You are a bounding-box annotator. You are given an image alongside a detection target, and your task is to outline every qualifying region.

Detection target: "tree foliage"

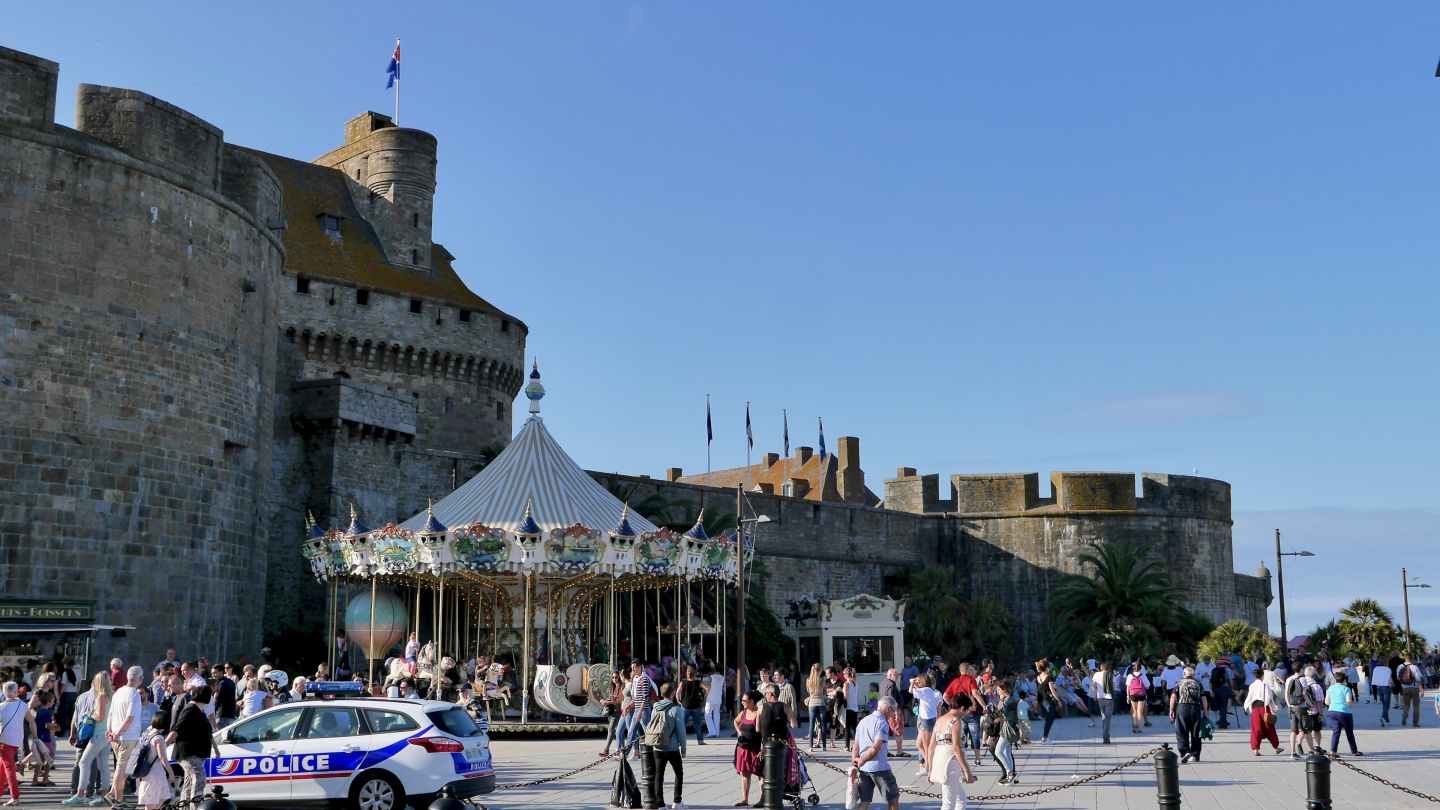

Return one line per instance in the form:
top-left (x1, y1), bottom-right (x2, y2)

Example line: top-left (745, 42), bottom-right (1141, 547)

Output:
top-left (892, 565), bottom-right (1017, 668)
top-left (1337, 598), bottom-right (1402, 655)
top-left (1198, 620), bottom-right (1280, 662)
top-left (1046, 540), bottom-right (1215, 664)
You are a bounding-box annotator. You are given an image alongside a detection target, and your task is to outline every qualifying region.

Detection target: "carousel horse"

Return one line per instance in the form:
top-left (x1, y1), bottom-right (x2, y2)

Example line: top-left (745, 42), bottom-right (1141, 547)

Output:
top-left (478, 665), bottom-right (514, 720)
top-left (532, 661), bottom-right (614, 719)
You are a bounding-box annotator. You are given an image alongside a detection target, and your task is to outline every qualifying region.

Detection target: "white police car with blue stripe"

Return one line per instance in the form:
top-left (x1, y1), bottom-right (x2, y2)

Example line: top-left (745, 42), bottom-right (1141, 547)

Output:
top-left (205, 683), bottom-right (493, 810)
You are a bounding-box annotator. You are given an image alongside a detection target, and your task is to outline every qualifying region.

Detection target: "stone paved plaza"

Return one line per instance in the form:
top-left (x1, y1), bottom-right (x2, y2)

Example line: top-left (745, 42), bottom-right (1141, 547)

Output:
top-left (13, 699), bottom-right (1436, 810)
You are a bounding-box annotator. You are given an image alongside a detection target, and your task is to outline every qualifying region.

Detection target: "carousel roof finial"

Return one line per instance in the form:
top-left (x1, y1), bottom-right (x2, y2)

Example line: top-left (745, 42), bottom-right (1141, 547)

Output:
top-left (420, 498), bottom-right (448, 535)
top-left (514, 497), bottom-right (542, 537)
top-left (344, 503), bottom-right (370, 538)
top-left (610, 503), bottom-right (637, 540)
top-left (525, 359), bottom-right (545, 415)
top-left (305, 510), bottom-right (324, 541)
top-left (682, 508), bottom-right (710, 543)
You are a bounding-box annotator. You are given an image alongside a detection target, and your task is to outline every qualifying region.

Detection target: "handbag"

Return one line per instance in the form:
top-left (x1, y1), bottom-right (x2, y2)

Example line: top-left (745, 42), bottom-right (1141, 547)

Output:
top-left (1264, 707), bottom-right (1277, 726)
top-left (77, 714), bottom-right (95, 742)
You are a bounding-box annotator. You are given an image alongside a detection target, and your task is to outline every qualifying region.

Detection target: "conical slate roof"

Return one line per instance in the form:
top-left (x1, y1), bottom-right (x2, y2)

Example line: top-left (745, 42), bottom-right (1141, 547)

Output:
top-left (399, 415), bottom-right (660, 536)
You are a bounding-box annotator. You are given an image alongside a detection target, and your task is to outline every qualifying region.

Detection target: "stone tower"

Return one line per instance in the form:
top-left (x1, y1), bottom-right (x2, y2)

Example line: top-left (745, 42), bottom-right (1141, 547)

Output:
top-left (0, 47), bottom-right (285, 662)
top-left (0, 44), bottom-right (526, 666)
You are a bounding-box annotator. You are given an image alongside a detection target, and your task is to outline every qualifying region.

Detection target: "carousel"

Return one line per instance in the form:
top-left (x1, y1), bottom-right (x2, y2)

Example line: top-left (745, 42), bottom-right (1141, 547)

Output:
top-left (301, 363), bottom-right (749, 731)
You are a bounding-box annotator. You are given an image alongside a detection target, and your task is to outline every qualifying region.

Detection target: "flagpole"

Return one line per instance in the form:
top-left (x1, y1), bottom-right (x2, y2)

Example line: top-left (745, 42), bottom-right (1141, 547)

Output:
top-left (745, 402), bottom-right (752, 493)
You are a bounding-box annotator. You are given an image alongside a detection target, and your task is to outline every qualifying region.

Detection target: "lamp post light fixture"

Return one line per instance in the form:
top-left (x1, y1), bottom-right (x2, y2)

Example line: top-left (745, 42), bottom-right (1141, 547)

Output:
top-left (1275, 529), bottom-right (1315, 654)
top-left (1402, 568), bottom-right (1430, 661)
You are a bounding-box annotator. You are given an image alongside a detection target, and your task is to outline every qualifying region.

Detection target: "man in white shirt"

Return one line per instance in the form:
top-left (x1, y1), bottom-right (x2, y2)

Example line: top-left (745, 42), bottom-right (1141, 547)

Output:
top-left (155, 649), bottom-right (179, 673)
top-left (106, 666), bottom-right (144, 806)
top-left (1195, 656), bottom-right (1215, 689)
top-left (1160, 656), bottom-right (1185, 692)
top-left (1371, 661), bottom-right (1394, 726)
top-left (1243, 658), bottom-right (1260, 686)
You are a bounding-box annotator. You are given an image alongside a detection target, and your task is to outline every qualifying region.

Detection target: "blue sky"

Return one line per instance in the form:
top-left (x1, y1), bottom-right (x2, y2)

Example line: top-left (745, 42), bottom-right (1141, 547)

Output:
top-left (10, 3), bottom-right (1437, 641)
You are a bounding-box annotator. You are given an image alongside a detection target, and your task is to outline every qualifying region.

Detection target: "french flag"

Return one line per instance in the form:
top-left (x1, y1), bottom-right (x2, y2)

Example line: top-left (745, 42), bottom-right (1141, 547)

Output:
top-left (385, 40), bottom-right (400, 88)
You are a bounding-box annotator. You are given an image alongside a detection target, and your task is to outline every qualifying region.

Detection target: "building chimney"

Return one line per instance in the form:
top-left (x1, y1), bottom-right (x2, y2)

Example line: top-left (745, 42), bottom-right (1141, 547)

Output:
top-left (836, 436), bottom-right (864, 504)
top-left (795, 446), bottom-right (813, 465)
top-left (762, 452), bottom-right (779, 469)
top-left (666, 467), bottom-right (683, 482)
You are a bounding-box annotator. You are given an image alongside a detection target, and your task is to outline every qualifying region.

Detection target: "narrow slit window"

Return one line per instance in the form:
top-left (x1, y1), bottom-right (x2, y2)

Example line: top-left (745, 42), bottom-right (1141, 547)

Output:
top-left (296, 277), bottom-right (310, 294)
top-left (458, 310), bottom-right (470, 323)
top-left (410, 299), bottom-right (422, 314)
top-left (356, 289), bottom-right (369, 306)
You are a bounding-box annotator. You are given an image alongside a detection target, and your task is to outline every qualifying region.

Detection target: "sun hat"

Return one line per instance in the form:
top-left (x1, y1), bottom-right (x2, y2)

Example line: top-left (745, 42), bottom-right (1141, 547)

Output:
top-left (1165, 655), bottom-right (1182, 667)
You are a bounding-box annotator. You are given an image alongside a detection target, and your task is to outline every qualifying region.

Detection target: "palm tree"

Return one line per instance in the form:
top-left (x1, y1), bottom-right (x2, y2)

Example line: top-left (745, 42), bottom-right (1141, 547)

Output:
top-left (1337, 598), bottom-right (1401, 655)
top-left (467, 442), bottom-right (509, 476)
top-left (1047, 540), bottom-right (1212, 662)
top-left (1199, 620), bottom-right (1279, 662)
top-left (1305, 619), bottom-right (1347, 656)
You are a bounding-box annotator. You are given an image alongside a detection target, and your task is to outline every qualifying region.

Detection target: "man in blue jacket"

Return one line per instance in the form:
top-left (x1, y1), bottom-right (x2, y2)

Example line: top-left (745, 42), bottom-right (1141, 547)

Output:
top-left (647, 682), bottom-right (688, 810)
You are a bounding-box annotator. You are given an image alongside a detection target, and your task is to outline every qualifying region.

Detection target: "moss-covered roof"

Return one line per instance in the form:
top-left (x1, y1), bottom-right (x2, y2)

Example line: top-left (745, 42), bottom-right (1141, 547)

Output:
top-left (235, 146), bottom-right (519, 323)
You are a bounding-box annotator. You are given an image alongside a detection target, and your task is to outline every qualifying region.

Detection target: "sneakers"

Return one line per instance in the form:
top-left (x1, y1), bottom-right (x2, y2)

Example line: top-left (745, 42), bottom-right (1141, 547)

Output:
top-left (62, 798), bottom-right (87, 806)
top-left (86, 799), bottom-right (109, 807)
top-left (672, 803), bottom-right (689, 809)
top-left (1180, 754), bottom-right (1193, 763)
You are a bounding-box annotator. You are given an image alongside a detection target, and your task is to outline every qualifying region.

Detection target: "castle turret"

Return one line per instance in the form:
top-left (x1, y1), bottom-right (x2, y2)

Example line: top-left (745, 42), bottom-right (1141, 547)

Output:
top-left (316, 111), bottom-right (437, 272)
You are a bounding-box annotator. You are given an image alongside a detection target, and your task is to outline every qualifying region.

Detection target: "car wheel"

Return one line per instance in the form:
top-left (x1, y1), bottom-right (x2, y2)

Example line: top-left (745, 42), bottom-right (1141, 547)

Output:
top-left (350, 771), bottom-right (404, 810)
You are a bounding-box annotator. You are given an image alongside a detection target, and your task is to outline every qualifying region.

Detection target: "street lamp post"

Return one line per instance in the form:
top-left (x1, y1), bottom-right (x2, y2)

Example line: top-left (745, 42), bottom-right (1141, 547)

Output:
top-left (734, 484), bottom-right (771, 706)
top-left (1402, 568), bottom-right (1431, 661)
top-left (1274, 529), bottom-right (1315, 654)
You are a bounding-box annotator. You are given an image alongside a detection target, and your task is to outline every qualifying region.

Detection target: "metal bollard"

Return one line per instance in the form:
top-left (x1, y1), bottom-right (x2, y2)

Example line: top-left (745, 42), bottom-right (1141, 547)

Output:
top-left (1155, 743), bottom-right (1181, 810)
top-left (198, 786), bottom-right (236, 810)
top-left (762, 739), bottom-right (788, 810)
top-left (1305, 752), bottom-right (1332, 810)
top-left (638, 743), bottom-right (660, 810)
top-left (428, 785), bottom-right (467, 810)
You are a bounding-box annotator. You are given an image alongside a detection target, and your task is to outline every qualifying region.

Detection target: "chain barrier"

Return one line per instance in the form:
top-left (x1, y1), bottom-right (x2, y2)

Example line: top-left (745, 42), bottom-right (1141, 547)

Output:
top-left (1328, 753), bottom-right (1440, 804)
top-left (488, 736), bottom-right (640, 791)
top-left (786, 739), bottom-right (1163, 801)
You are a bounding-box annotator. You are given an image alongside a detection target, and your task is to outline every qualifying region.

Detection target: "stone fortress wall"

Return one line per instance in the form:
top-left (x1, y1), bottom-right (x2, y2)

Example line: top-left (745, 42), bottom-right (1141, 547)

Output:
top-left (0, 47), bottom-right (286, 663)
top-left (0, 46), bottom-right (527, 663)
top-left (593, 461), bottom-right (1271, 661)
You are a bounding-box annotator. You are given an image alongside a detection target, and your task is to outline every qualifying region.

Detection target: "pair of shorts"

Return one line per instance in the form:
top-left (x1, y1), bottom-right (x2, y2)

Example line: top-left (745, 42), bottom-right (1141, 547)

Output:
top-left (1129, 695), bottom-right (1147, 704)
top-left (918, 716), bottom-right (937, 732)
top-left (857, 769), bottom-right (899, 805)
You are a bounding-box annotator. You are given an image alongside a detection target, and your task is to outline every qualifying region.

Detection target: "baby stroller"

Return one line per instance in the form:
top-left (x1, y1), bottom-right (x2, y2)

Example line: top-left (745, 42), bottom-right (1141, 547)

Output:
top-left (785, 753), bottom-right (820, 809)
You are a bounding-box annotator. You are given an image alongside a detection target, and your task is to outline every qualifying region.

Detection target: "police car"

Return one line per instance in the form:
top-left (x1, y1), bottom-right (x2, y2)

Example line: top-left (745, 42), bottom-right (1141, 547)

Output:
top-left (204, 682), bottom-right (494, 810)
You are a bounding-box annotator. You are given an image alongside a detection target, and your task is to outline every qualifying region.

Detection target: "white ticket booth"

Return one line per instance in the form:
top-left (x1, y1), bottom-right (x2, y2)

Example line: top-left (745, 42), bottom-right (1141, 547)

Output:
top-left (791, 593), bottom-right (906, 717)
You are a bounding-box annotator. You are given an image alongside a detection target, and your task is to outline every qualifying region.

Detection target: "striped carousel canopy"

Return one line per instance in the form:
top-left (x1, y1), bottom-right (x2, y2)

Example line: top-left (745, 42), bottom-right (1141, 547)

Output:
top-left (398, 412), bottom-right (660, 537)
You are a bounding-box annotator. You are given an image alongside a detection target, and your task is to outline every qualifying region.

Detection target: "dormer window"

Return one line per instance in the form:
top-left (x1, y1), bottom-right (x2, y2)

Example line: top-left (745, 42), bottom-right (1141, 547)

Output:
top-left (321, 215), bottom-right (340, 233)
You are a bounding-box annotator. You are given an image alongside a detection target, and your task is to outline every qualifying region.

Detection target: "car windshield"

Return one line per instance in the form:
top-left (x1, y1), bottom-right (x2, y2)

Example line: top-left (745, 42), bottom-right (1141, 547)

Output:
top-left (427, 707), bottom-right (482, 738)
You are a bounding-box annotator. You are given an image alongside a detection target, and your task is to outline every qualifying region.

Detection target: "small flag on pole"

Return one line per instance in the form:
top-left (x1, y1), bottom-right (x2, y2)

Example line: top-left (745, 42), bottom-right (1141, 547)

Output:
top-left (386, 40), bottom-right (400, 88)
top-left (783, 410), bottom-right (789, 457)
top-left (818, 417), bottom-right (827, 463)
top-left (706, 399), bottom-right (713, 444)
top-left (745, 404), bottom-right (753, 450)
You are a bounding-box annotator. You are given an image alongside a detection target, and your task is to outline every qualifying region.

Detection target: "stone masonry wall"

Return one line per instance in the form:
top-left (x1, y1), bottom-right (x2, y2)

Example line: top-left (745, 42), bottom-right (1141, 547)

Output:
top-left (0, 49), bottom-right (284, 666)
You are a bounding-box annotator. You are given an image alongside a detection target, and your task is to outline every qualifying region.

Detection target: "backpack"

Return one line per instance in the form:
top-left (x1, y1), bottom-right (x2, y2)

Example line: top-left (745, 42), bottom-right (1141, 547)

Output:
top-left (642, 704), bottom-right (673, 749)
top-left (1127, 674), bottom-right (1147, 698)
top-left (128, 736), bottom-right (156, 779)
top-left (1285, 677), bottom-right (1314, 710)
top-left (1399, 665), bottom-right (1416, 686)
top-left (1210, 667), bottom-right (1229, 690)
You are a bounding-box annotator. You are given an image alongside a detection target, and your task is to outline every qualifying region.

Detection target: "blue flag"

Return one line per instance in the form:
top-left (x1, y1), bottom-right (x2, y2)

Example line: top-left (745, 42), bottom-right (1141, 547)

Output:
top-left (818, 417), bottom-right (826, 463)
top-left (386, 40), bottom-right (400, 89)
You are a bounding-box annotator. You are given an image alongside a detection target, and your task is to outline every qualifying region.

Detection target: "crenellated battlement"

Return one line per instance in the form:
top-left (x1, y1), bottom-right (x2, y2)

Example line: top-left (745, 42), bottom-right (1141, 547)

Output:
top-left (75, 84), bottom-right (225, 191)
top-left (884, 469), bottom-right (1231, 521)
top-left (0, 46), bottom-right (58, 132)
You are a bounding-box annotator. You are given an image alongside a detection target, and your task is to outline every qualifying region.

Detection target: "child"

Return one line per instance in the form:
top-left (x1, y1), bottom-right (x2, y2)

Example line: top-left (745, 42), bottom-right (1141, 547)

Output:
top-left (133, 714), bottom-right (175, 810)
top-left (1016, 695), bottom-right (1034, 744)
top-left (866, 683), bottom-right (880, 714)
top-left (404, 632), bottom-right (419, 663)
top-left (28, 690), bottom-right (58, 786)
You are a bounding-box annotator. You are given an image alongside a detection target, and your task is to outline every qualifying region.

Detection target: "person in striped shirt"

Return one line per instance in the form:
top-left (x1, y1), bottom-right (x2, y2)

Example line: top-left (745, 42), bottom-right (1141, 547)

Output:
top-left (624, 659), bottom-right (657, 760)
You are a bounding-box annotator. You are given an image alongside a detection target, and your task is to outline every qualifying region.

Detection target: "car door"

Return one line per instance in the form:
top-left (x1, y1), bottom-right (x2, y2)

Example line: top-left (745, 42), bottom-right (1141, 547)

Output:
top-left (290, 705), bottom-right (368, 802)
top-left (209, 706), bottom-right (305, 802)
